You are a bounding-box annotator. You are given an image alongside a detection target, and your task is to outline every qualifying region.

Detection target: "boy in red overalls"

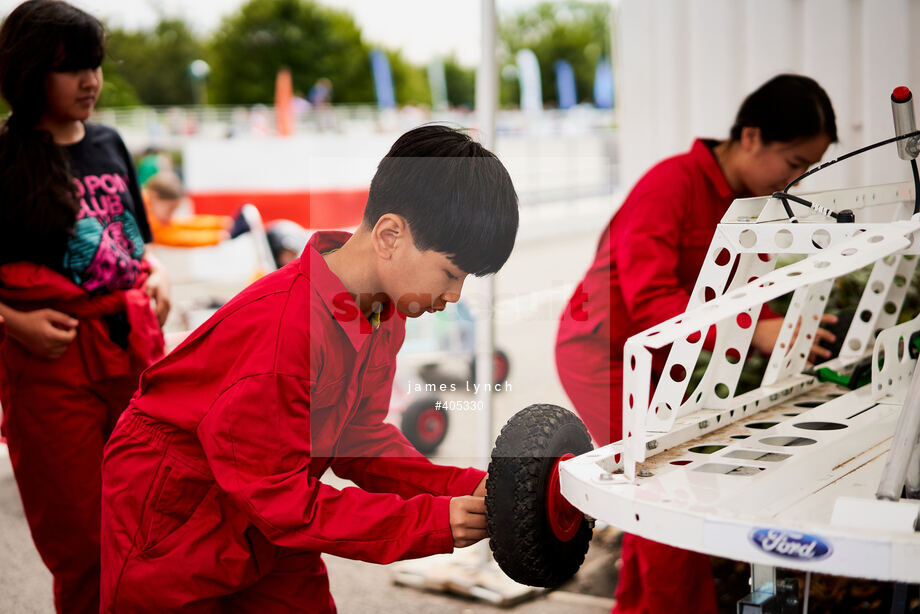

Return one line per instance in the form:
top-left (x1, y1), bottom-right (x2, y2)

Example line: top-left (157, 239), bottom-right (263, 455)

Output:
top-left (100, 125), bottom-right (520, 613)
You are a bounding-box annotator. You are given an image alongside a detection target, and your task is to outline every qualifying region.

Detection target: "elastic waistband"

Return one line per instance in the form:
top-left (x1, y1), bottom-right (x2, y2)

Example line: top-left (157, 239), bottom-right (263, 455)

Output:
top-left (118, 408), bottom-right (212, 477)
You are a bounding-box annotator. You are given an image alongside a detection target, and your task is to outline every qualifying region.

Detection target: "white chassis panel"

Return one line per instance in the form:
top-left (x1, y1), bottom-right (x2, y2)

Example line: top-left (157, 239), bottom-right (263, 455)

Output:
top-left (559, 183), bottom-right (920, 582)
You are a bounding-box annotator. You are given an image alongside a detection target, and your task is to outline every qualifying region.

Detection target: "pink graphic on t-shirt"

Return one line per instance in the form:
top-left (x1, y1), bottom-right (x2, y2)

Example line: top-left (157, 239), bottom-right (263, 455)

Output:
top-left (74, 174), bottom-right (128, 222)
top-left (82, 221), bottom-right (140, 292)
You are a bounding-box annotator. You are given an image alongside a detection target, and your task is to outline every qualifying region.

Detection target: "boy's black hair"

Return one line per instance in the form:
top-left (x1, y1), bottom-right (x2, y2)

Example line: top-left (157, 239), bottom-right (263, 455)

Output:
top-left (363, 125), bottom-right (519, 277)
top-left (730, 74), bottom-right (838, 145)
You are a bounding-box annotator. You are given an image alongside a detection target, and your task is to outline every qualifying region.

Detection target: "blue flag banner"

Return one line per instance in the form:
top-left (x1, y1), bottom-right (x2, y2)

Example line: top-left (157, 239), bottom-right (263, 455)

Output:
top-left (370, 49), bottom-right (396, 109)
top-left (554, 60), bottom-right (577, 109)
top-left (594, 57), bottom-right (614, 109)
top-left (428, 58), bottom-right (448, 111)
top-left (516, 49), bottom-right (543, 113)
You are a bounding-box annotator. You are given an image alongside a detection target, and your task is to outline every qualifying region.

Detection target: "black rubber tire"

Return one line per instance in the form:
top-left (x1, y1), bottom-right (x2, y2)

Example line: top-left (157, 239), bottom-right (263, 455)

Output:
top-left (400, 397), bottom-right (449, 455)
top-left (486, 404), bottom-right (594, 587)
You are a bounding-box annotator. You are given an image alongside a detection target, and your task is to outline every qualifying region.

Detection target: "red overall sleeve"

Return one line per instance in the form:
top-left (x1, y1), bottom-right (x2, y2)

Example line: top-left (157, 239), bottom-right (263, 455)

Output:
top-left (331, 363), bottom-right (485, 498)
top-left (196, 372), bottom-right (455, 564)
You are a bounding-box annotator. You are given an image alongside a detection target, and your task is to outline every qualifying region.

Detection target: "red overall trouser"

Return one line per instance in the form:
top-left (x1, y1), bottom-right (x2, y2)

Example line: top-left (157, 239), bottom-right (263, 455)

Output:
top-left (555, 341), bottom-right (717, 614)
top-left (0, 263), bottom-right (163, 614)
top-left (101, 410), bottom-right (337, 613)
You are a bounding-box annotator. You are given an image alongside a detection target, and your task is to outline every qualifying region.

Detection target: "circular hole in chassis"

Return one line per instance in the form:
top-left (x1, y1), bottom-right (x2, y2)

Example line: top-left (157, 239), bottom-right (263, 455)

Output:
top-left (794, 421), bottom-right (847, 431)
top-left (745, 422), bottom-right (779, 429)
top-left (486, 404), bottom-right (594, 587)
top-left (760, 436), bottom-right (817, 447)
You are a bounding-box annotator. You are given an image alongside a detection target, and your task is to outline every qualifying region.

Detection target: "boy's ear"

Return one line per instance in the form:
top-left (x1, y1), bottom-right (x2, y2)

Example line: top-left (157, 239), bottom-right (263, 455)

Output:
top-left (371, 214), bottom-right (407, 260)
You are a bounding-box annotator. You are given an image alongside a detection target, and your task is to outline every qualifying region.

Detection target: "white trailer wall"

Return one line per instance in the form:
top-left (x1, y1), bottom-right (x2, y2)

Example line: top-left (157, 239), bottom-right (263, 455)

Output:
top-left (616, 0), bottom-right (920, 193)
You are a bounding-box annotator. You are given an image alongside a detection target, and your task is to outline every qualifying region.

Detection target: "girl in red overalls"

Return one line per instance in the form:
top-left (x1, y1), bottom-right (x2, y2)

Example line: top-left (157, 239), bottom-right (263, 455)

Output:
top-left (556, 74), bottom-right (838, 614)
top-left (0, 2), bottom-right (169, 611)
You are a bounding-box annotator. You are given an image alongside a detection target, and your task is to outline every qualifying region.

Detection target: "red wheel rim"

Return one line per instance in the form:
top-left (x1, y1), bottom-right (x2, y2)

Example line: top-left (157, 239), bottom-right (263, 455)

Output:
top-left (493, 352), bottom-right (509, 384)
top-left (417, 407), bottom-right (447, 445)
top-left (545, 453), bottom-right (582, 541)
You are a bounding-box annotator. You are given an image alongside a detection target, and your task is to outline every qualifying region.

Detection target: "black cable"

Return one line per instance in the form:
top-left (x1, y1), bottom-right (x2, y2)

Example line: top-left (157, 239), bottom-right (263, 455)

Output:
top-left (772, 191), bottom-right (839, 221)
top-left (777, 194), bottom-right (798, 223)
top-left (911, 158), bottom-right (920, 215)
top-left (772, 129), bottom-right (920, 223)
top-left (784, 129), bottom-right (920, 192)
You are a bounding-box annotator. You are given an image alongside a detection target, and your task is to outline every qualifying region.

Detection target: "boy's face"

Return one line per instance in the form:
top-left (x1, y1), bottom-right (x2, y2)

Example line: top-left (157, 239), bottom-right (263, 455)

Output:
top-left (375, 216), bottom-right (468, 318)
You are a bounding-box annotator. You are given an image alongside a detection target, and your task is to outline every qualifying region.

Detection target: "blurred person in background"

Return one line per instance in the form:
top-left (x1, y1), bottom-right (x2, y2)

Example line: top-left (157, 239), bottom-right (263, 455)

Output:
top-left (0, 1), bottom-right (169, 611)
top-left (266, 219), bottom-right (311, 268)
top-left (308, 77), bottom-right (333, 107)
top-left (145, 170), bottom-right (232, 247)
top-left (136, 146), bottom-right (173, 186)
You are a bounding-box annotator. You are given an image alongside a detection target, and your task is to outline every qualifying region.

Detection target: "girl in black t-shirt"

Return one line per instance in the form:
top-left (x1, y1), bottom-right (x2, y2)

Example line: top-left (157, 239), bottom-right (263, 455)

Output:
top-left (0, 2), bottom-right (170, 611)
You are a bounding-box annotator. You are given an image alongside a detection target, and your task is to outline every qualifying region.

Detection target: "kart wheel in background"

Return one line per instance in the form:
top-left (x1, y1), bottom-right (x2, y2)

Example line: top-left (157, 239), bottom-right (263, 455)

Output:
top-left (469, 349), bottom-right (511, 389)
top-left (401, 398), bottom-right (449, 455)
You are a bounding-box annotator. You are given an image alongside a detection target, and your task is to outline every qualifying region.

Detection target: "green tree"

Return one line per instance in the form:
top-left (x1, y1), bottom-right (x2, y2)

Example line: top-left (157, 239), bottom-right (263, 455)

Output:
top-left (208, 0), bottom-right (374, 105)
top-left (387, 50), bottom-right (430, 107)
top-left (104, 19), bottom-right (206, 106)
top-left (499, 1), bottom-right (610, 107)
top-left (97, 70), bottom-right (143, 108)
top-left (443, 56), bottom-right (475, 108)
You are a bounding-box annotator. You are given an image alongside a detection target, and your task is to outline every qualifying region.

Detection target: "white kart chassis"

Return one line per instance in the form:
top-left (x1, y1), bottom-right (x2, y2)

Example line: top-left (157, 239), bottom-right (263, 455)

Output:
top-left (559, 182), bottom-right (920, 582)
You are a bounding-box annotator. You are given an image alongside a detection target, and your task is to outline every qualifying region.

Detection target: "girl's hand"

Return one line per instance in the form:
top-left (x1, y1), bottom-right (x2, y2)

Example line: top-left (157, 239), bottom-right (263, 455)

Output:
top-left (751, 314), bottom-right (838, 364)
top-left (8, 308), bottom-right (78, 359)
top-left (145, 258), bottom-right (172, 327)
top-left (751, 317), bottom-right (784, 356)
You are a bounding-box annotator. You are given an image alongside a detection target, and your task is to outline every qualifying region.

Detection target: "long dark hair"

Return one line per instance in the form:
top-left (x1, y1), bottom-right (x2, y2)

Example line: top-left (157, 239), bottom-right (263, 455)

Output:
top-left (730, 74), bottom-right (838, 145)
top-left (0, 0), bottom-right (106, 269)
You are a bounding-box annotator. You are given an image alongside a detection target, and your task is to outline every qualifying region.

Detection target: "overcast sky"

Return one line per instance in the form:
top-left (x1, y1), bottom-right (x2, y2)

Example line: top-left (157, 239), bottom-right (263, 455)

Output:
top-left (0, 0), bottom-right (598, 65)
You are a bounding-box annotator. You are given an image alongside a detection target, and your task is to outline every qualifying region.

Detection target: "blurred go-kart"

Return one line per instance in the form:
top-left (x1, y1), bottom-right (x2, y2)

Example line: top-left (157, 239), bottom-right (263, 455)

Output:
top-left (399, 300), bottom-right (510, 389)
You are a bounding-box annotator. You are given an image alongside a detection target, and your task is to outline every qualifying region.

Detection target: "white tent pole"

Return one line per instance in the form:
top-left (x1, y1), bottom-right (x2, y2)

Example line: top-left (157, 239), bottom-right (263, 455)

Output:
top-left (475, 0), bottom-right (498, 473)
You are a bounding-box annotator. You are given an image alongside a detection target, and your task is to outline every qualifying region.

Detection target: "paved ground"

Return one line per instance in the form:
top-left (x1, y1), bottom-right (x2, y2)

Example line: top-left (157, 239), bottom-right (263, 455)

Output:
top-left (0, 199), bottom-right (623, 613)
top-left (2, 455), bottom-right (619, 613)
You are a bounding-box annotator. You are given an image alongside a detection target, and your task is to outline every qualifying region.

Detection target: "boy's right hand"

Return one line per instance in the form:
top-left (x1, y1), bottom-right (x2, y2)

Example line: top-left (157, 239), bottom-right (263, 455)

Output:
top-left (449, 495), bottom-right (487, 548)
top-left (8, 308), bottom-right (78, 359)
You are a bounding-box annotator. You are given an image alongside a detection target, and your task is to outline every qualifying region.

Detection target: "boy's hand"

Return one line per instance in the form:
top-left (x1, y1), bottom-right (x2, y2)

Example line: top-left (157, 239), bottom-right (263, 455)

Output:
top-left (472, 474), bottom-right (487, 497)
top-left (449, 495), bottom-right (487, 548)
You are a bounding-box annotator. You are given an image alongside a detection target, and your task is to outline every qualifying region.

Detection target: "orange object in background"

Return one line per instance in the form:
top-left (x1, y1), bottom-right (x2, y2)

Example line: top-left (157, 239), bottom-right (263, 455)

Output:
top-left (189, 188), bottom-right (368, 229)
top-left (149, 213), bottom-right (231, 247)
top-left (275, 68), bottom-right (295, 137)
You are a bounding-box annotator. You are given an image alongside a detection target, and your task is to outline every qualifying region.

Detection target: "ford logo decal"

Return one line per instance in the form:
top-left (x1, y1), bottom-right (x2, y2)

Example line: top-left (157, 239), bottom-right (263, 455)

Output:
top-left (749, 528), bottom-right (832, 561)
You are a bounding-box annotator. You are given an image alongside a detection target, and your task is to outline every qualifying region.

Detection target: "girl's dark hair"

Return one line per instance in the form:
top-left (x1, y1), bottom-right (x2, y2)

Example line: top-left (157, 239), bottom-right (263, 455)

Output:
top-left (730, 74), bottom-right (837, 145)
top-left (0, 0), bottom-right (106, 269)
top-left (364, 125), bottom-right (519, 277)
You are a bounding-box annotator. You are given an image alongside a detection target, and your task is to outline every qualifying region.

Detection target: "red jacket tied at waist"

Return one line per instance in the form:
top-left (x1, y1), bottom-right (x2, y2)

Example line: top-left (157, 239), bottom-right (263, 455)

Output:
top-left (0, 262), bottom-right (164, 386)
